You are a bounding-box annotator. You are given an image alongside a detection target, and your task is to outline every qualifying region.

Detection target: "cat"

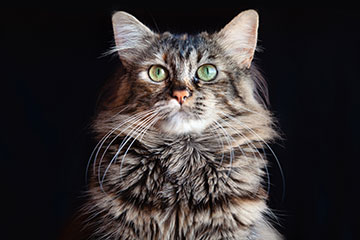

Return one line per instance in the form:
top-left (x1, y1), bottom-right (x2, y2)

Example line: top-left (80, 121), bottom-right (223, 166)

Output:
top-left (79, 9), bottom-right (283, 240)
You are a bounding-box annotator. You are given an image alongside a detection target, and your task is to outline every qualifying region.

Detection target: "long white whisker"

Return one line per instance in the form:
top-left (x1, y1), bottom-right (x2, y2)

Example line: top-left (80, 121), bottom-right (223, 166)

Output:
top-left (97, 109), bottom-right (158, 189)
top-left (219, 111), bottom-right (285, 200)
top-left (118, 107), bottom-right (168, 169)
top-left (217, 116), bottom-right (271, 195)
top-left (210, 122), bottom-right (228, 166)
top-left (92, 109), bottom-right (151, 179)
top-left (139, 113), bottom-right (165, 142)
top-left (240, 121), bottom-right (285, 201)
top-left (101, 111), bottom-right (162, 190)
top-left (93, 113), bottom-right (146, 184)
top-left (117, 112), bottom-right (164, 179)
top-left (209, 123), bottom-right (225, 164)
top-left (213, 119), bottom-right (234, 179)
top-left (236, 105), bottom-right (268, 119)
top-left (99, 106), bottom-right (168, 192)
top-left (85, 106), bottom-right (130, 183)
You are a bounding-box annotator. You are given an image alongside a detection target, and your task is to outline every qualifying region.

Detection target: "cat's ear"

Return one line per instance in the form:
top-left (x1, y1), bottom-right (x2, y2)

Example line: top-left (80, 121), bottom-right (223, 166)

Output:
top-left (217, 10), bottom-right (259, 68)
top-left (112, 11), bottom-right (154, 63)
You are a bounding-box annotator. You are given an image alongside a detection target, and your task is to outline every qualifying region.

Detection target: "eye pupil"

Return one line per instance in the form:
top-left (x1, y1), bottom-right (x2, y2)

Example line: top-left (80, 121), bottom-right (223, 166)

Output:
top-left (148, 65), bottom-right (168, 82)
top-left (196, 64), bottom-right (217, 81)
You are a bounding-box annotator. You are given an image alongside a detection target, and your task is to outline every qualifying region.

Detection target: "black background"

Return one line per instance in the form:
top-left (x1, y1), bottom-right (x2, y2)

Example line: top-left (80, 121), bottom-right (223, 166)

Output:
top-left (2, 2), bottom-right (360, 240)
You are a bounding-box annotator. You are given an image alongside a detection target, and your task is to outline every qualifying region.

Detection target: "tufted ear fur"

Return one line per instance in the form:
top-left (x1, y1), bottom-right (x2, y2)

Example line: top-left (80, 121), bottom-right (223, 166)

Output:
top-left (217, 10), bottom-right (259, 68)
top-left (112, 11), bottom-right (154, 64)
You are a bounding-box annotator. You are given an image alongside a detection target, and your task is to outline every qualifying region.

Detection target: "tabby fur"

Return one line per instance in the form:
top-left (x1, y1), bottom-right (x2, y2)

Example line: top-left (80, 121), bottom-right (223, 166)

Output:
top-left (82, 10), bottom-right (283, 240)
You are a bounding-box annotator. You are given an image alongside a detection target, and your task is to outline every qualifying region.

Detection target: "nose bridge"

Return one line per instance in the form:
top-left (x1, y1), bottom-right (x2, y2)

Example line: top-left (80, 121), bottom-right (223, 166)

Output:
top-left (172, 58), bottom-right (192, 89)
top-left (171, 83), bottom-right (187, 92)
top-left (168, 55), bottom-right (194, 105)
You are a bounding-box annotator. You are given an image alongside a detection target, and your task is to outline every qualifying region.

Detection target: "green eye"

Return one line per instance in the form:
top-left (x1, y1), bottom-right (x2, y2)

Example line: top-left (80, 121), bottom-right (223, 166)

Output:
top-left (148, 65), bottom-right (168, 82)
top-left (196, 64), bottom-right (217, 81)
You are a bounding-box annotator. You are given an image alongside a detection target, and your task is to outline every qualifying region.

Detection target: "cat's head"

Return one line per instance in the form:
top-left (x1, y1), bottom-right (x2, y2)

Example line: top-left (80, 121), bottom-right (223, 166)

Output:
top-left (98, 10), bottom-right (269, 136)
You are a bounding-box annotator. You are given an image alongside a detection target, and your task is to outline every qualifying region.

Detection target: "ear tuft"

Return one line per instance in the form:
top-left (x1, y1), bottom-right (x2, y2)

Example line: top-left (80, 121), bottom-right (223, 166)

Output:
top-left (111, 11), bottom-right (154, 63)
top-left (217, 10), bottom-right (259, 68)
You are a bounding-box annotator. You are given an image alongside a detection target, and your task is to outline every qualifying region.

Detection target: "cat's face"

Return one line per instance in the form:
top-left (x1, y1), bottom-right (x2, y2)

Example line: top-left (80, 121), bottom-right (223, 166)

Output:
top-left (100, 10), bottom-right (265, 136)
top-left (134, 33), bottom-right (223, 134)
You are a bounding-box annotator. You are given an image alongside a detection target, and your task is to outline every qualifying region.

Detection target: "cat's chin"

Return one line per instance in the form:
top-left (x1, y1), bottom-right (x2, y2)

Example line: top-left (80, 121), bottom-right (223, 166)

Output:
top-left (158, 99), bottom-right (211, 135)
top-left (160, 115), bottom-right (209, 135)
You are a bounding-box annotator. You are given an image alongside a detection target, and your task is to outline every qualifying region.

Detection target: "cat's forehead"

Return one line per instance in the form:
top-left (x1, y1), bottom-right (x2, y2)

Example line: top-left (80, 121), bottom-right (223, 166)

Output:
top-left (150, 32), bottom-right (218, 67)
top-left (160, 33), bottom-right (206, 47)
top-left (158, 33), bottom-right (212, 57)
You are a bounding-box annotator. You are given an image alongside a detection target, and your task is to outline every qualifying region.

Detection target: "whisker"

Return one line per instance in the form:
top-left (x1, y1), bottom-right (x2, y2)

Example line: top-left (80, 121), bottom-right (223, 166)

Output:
top-left (97, 109), bottom-right (158, 191)
top-left (119, 107), bottom-right (168, 167)
top-left (94, 114), bottom-right (145, 183)
top-left (209, 123), bottom-right (225, 164)
top-left (85, 106), bottom-right (130, 183)
top-left (100, 106), bottom-right (167, 192)
top-left (117, 112), bottom-right (164, 180)
top-left (218, 111), bottom-right (285, 201)
top-left (139, 113), bottom-right (165, 142)
top-left (217, 116), bottom-right (271, 195)
top-left (236, 105), bottom-right (268, 119)
top-left (93, 109), bottom-right (152, 178)
top-left (101, 110), bottom-right (161, 190)
top-left (213, 119), bottom-right (234, 179)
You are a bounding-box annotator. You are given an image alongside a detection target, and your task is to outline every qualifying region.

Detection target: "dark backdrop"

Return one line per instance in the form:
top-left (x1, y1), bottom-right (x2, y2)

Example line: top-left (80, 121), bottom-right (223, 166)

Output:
top-left (2, 2), bottom-right (359, 240)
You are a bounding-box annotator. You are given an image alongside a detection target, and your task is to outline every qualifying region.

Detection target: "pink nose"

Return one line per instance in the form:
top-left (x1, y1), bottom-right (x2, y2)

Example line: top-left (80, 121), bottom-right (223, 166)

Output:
top-left (172, 90), bottom-right (190, 105)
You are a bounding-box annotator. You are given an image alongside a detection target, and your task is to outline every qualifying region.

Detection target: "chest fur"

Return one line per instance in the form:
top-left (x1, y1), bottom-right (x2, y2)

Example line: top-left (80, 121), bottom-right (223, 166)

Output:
top-left (101, 138), bottom-right (217, 203)
top-left (88, 137), bottom-right (267, 239)
top-left (96, 134), bottom-right (265, 205)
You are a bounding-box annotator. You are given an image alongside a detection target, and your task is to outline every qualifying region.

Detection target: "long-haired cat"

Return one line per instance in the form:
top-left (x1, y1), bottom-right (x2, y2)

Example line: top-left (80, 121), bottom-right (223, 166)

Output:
top-left (79, 9), bottom-right (283, 240)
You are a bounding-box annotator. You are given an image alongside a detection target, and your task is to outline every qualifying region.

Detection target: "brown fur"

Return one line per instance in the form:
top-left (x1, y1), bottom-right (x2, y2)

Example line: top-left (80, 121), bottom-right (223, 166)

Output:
top-left (77, 10), bottom-right (283, 240)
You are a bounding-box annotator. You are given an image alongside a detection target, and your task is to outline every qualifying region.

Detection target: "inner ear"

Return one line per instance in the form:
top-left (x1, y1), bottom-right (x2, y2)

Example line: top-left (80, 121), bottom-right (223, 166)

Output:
top-left (112, 11), bottom-right (155, 63)
top-left (217, 10), bottom-right (259, 68)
